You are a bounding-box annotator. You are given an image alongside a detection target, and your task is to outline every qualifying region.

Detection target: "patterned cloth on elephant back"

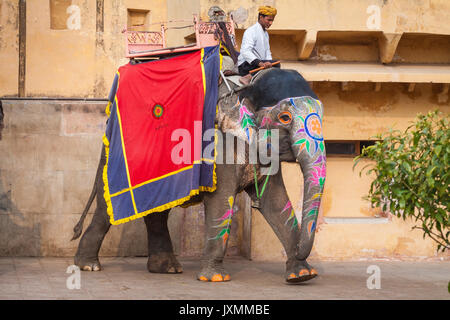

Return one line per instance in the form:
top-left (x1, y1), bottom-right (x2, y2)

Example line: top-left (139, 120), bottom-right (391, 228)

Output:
top-left (103, 46), bottom-right (220, 225)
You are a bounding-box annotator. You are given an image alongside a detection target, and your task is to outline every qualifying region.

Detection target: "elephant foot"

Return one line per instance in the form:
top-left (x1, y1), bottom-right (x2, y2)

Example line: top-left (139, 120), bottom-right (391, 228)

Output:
top-left (147, 252), bottom-right (183, 274)
top-left (74, 256), bottom-right (102, 272)
top-left (285, 259), bottom-right (318, 284)
top-left (197, 260), bottom-right (231, 282)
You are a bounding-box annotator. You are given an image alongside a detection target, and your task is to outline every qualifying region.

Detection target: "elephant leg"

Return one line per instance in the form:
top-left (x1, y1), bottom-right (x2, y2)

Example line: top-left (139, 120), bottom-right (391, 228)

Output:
top-left (74, 147), bottom-right (111, 271)
top-left (144, 210), bottom-right (182, 274)
top-left (197, 166), bottom-right (237, 282)
top-left (248, 168), bottom-right (318, 283)
top-left (74, 201), bottom-right (111, 271)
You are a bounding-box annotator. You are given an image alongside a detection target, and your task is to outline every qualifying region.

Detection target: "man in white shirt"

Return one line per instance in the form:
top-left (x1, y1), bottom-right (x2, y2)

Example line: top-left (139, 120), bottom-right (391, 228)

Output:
top-left (237, 6), bottom-right (280, 83)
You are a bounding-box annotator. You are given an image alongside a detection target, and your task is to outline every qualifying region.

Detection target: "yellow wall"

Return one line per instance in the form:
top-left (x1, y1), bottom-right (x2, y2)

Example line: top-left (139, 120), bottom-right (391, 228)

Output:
top-left (0, 0), bottom-right (168, 98)
top-left (0, 1), bottom-right (19, 96)
top-left (200, 0), bottom-right (450, 34)
top-left (2, 0), bottom-right (449, 96)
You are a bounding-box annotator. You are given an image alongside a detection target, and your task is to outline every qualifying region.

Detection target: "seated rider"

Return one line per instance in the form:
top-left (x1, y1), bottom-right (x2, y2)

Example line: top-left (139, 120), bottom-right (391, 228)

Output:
top-left (237, 6), bottom-right (280, 84)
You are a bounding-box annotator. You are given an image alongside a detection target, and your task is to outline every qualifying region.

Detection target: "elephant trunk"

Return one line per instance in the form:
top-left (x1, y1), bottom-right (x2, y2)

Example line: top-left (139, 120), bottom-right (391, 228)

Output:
top-left (294, 148), bottom-right (326, 261)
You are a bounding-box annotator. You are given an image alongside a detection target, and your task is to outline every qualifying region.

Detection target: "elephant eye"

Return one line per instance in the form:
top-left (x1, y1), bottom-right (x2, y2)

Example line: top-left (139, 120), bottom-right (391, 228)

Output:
top-left (278, 111), bottom-right (292, 124)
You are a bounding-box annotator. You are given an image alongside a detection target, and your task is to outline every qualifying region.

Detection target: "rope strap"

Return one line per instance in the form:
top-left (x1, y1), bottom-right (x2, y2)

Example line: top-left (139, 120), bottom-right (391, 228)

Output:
top-left (253, 165), bottom-right (272, 200)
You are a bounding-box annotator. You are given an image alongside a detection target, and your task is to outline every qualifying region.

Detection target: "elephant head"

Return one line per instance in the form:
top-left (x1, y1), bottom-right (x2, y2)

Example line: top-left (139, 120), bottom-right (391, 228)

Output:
top-left (219, 67), bottom-right (327, 261)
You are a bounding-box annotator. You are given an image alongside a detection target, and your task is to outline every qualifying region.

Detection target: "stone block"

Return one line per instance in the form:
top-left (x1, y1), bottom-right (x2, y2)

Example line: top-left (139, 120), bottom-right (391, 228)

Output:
top-left (0, 134), bottom-right (38, 171)
top-left (61, 103), bottom-right (107, 136)
top-left (33, 135), bottom-right (103, 172)
top-left (0, 171), bottom-right (13, 215)
top-left (62, 170), bottom-right (97, 215)
top-left (180, 205), bottom-right (205, 257)
top-left (6, 101), bottom-right (62, 136)
top-left (39, 214), bottom-right (84, 256)
top-left (250, 209), bottom-right (285, 261)
top-left (0, 213), bottom-right (41, 256)
top-left (10, 170), bottom-right (64, 215)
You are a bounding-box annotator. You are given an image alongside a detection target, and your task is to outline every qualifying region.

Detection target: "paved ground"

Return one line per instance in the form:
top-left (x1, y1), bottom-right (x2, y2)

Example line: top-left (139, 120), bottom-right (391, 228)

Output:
top-left (0, 257), bottom-right (449, 300)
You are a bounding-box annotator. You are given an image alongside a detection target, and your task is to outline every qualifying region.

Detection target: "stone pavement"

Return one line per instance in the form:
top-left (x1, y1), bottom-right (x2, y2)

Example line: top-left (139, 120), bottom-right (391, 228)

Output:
top-left (0, 257), bottom-right (449, 300)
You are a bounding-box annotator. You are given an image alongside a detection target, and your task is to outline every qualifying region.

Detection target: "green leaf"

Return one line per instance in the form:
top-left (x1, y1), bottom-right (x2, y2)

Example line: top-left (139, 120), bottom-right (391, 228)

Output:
top-left (426, 166), bottom-right (437, 178)
top-left (402, 162), bottom-right (412, 173)
top-left (294, 138), bottom-right (306, 145)
top-left (296, 115), bottom-right (305, 123)
top-left (319, 141), bottom-right (325, 152)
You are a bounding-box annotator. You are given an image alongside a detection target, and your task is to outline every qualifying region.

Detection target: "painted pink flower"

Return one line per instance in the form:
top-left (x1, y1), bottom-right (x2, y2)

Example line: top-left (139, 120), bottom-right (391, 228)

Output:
top-left (260, 116), bottom-right (272, 128)
top-left (281, 201), bottom-right (292, 214)
top-left (309, 163), bottom-right (326, 188)
top-left (239, 105), bottom-right (254, 122)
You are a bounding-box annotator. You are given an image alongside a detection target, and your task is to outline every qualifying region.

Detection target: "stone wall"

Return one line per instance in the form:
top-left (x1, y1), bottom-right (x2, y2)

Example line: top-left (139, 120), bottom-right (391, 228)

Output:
top-left (0, 100), bottom-right (245, 257)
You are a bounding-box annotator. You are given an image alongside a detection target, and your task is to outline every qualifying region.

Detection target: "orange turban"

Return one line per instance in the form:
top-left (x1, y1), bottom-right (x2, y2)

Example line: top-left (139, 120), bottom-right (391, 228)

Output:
top-left (258, 6), bottom-right (277, 16)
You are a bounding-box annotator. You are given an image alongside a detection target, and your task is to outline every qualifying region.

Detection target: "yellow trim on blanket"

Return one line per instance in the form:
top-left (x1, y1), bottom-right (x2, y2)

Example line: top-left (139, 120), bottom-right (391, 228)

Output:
top-left (201, 48), bottom-right (207, 94)
top-left (109, 157), bottom-right (216, 198)
top-left (110, 164), bottom-right (194, 198)
top-left (110, 188), bottom-right (204, 225)
top-left (105, 101), bottom-right (111, 117)
top-left (102, 133), bottom-right (115, 225)
top-left (115, 95), bottom-right (139, 215)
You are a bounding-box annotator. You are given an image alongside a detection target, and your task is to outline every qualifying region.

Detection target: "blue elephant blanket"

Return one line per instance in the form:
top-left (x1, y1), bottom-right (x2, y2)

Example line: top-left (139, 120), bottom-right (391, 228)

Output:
top-left (103, 46), bottom-right (220, 225)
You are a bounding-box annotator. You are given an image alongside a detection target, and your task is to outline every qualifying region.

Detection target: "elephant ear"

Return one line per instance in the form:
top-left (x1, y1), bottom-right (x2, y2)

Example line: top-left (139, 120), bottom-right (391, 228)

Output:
top-left (217, 92), bottom-right (257, 144)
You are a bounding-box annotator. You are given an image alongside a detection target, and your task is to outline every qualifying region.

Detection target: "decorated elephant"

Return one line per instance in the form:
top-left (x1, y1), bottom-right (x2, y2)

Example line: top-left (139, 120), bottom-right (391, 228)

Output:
top-left (72, 63), bottom-right (326, 283)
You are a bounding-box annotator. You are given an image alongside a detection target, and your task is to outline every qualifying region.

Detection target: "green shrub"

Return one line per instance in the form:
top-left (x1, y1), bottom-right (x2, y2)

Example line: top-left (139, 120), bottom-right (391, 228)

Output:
top-left (354, 110), bottom-right (449, 252)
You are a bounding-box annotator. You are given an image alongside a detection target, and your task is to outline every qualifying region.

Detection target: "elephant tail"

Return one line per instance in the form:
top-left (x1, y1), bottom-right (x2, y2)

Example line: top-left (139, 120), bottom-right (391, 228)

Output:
top-left (71, 147), bottom-right (105, 241)
top-left (71, 177), bottom-right (97, 241)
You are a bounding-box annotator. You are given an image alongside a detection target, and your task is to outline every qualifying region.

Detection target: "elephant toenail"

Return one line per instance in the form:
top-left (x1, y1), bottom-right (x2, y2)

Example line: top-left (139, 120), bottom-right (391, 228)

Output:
top-left (211, 274), bottom-right (224, 282)
top-left (310, 268), bottom-right (318, 276)
top-left (224, 274), bottom-right (231, 281)
top-left (83, 266), bottom-right (92, 271)
top-left (288, 273), bottom-right (297, 279)
top-left (168, 267), bottom-right (175, 273)
top-left (199, 276), bottom-right (209, 281)
top-left (299, 269), bottom-right (309, 276)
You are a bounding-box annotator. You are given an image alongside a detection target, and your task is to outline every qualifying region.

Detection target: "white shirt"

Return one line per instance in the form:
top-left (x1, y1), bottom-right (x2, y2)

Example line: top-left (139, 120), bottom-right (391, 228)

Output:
top-left (237, 22), bottom-right (272, 66)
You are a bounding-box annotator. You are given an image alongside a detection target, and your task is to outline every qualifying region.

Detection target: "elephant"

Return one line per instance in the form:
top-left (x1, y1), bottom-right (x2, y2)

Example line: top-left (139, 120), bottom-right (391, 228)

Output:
top-left (72, 66), bottom-right (326, 284)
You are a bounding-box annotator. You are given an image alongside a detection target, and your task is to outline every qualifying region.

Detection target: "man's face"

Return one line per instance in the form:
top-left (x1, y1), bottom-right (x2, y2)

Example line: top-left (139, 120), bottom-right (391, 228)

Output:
top-left (259, 15), bottom-right (274, 30)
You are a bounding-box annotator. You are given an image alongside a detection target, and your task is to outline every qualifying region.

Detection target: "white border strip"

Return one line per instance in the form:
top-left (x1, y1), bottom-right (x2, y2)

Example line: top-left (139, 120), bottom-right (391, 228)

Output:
top-left (324, 217), bottom-right (389, 224)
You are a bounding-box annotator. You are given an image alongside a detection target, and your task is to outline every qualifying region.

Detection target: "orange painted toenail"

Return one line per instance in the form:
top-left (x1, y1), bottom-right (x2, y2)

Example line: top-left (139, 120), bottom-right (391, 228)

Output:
top-left (288, 273), bottom-right (297, 279)
top-left (211, 274), bottom-right (224, 282)
top-left (310, 268), bottom-right (318, 276)
top-left (299, 269), bottom-right (309, 276)
top-left (224, 274), bottom-right (231, 281)
top-left (199, 276), bottom-right (209, 281)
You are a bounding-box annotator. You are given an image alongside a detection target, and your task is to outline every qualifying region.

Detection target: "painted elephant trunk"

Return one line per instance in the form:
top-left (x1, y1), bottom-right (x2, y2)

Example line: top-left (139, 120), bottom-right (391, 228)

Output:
top-left (287, 96), bottom-right (326, 261)
top-left (295, 154), bottom-right (326, 260)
